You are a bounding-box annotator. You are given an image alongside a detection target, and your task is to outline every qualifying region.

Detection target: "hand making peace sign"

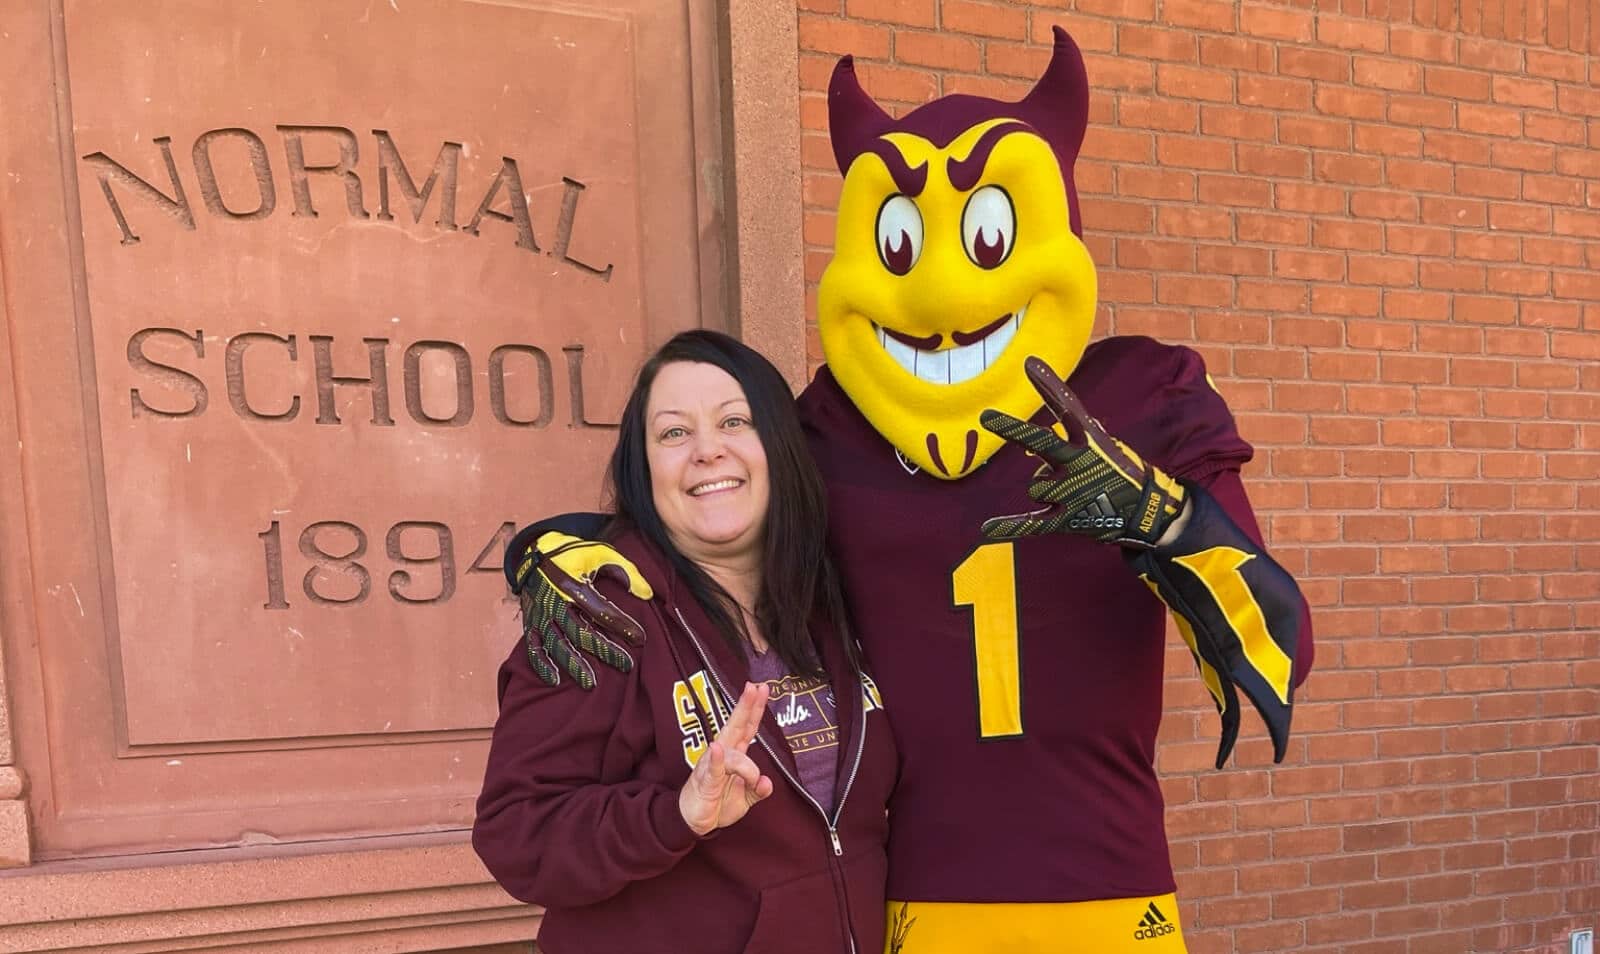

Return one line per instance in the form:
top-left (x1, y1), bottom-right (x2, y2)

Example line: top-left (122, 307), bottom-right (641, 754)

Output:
top-left (679, 682), bottom-right (775, 836)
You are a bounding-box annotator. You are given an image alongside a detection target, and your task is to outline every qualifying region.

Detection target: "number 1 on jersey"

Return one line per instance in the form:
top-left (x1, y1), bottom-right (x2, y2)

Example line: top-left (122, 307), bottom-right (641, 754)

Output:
top-left (953, 542), bottom-right (1023, 738)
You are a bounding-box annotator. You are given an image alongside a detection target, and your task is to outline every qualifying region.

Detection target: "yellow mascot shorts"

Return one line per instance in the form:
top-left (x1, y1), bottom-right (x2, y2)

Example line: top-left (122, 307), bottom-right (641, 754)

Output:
top-left (886, 893), bottom-right (1187, 954)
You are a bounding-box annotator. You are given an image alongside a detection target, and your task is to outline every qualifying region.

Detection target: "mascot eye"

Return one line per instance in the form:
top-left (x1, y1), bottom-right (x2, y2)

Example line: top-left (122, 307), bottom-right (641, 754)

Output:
top-left (875, 195), bottom-right (923, 276)
top-left (961, 186), bottom-right (1015, 269)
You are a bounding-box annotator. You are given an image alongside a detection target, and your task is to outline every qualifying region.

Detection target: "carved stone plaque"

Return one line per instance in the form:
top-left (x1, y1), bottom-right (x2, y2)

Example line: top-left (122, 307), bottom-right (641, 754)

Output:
top-left (71, 0), bottom-right (665, 747)
top-left (0, 0), bottom-right (725, 853)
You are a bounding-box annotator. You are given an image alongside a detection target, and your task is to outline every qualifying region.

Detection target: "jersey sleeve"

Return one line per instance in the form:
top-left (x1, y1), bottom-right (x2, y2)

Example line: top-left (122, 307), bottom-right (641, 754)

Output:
top-left (1132, 342), bottom-right (1254, 484)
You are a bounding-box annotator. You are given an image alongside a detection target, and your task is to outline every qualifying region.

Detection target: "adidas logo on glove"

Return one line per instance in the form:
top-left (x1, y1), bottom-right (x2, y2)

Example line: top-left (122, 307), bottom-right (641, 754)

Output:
top-left (1068, 492), bottom-right (1125, 531)
top-left (1132, 901), bottom-right (1175, 940)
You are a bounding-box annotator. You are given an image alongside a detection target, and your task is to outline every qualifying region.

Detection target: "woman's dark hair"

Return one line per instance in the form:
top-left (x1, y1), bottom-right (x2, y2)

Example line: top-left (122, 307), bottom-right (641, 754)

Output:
top-left (607, 330), bottom-right (849, 677)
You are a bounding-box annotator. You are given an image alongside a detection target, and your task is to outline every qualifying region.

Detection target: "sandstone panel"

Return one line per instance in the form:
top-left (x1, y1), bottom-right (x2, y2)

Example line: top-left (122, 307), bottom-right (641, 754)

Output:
top-left (0, 0), bottom-right (724, 854)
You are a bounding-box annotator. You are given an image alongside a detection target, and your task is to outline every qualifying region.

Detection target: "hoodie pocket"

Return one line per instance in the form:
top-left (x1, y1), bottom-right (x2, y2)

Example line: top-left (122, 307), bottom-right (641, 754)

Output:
top-left (743, 868), bottom-right (848, 953)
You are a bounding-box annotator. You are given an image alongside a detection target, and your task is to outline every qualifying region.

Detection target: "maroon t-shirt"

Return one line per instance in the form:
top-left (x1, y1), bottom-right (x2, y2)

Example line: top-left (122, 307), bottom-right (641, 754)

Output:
top-left (747, 648), bottom-right (840, 812)
top-left (797, 335), bottom-right (1305, 904)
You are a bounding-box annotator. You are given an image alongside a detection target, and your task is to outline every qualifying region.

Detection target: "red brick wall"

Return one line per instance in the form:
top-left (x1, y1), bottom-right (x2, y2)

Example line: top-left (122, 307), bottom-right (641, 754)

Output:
top-left (795, 2), bottom-right (1599, 951)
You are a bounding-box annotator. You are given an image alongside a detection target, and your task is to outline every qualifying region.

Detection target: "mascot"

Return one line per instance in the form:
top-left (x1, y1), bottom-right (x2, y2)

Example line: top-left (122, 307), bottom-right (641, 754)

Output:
top-left (505, 27), bottom-right (1313, 953)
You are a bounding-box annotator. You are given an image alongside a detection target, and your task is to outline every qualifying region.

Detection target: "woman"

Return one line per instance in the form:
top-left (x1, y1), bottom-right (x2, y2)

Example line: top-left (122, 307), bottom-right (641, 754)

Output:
top-left (473, 330), bottom-right (896, 954)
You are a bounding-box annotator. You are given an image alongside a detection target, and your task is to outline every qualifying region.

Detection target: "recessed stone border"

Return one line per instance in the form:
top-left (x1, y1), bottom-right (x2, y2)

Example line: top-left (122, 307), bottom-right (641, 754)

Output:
top-left (0, 834), bottom-right (536, 953)
top-left (724, 1), bottom-right (806, 388)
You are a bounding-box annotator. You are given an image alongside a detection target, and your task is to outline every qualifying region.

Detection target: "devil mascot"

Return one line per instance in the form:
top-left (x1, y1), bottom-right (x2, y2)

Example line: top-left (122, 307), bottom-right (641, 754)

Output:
top-left (494, 27), bottom-right (1313, 954)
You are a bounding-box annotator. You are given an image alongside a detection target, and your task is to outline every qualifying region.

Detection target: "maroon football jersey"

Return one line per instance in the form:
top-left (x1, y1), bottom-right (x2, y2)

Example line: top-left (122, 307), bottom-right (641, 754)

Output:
top-left (798, 335), bottom-right (1264, 903)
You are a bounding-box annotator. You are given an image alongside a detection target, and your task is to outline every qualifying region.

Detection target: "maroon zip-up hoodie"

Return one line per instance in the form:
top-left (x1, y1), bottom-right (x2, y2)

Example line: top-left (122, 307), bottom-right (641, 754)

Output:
top-left (473, 530), bottom-right (898, 954)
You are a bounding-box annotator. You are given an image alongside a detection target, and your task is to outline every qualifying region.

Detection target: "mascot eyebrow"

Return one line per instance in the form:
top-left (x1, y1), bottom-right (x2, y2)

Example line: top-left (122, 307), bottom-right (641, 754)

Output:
top-left (866, 141), bottom-right (929, 196)
top-left (946, 121), bottom-right (1032, 192)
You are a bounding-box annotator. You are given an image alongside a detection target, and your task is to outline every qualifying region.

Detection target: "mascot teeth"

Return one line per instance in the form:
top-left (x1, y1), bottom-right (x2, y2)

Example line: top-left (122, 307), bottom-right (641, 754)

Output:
top-left (876, 306), bottom-right (1025, 385)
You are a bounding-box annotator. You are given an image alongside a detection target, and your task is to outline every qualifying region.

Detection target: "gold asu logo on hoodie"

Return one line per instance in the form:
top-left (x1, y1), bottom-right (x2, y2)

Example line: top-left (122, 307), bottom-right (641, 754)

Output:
top-left (673, 670), bottom-right (725, 768)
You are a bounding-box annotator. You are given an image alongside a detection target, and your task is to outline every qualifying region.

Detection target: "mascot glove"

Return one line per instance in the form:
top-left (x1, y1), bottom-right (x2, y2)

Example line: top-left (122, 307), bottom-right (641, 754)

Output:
top-left (510, 530), bottom-right (653, 690)
top-left (980, 357), bottom-right (1186, 550)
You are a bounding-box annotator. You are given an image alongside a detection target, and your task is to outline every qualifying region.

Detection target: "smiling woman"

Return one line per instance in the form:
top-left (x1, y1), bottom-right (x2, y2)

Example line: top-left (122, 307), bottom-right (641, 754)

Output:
top-left (607, 332), bottom-right (834, 673)
top-left (642, 361), bottom-right (771, 583)
top-left (474, 330), bottom-right (896, 954)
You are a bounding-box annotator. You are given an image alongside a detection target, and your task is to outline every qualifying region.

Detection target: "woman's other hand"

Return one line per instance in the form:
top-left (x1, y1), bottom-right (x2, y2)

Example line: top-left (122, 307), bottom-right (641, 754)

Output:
top-left (679, 682), bottom-right (774, 835)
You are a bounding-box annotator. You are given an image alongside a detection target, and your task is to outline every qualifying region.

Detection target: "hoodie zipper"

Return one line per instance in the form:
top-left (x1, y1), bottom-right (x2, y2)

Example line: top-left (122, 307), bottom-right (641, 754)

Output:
top-left (674, 607), bottom-right (867, 951)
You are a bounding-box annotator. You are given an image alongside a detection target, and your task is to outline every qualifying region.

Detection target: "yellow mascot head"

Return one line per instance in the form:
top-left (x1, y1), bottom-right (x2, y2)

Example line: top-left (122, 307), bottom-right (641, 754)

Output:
top-left (818, 26), bottom-right (1098, 478)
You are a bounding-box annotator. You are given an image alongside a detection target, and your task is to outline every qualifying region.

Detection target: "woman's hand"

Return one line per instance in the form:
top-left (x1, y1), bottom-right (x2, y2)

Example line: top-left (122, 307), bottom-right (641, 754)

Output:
top-left (679, 682), bottom-right (774, 836)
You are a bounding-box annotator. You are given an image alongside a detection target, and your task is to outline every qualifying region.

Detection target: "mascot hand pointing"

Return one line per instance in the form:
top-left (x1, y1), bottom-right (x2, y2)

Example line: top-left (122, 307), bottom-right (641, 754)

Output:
top-left (980, 356), bottom-right (1187, 549)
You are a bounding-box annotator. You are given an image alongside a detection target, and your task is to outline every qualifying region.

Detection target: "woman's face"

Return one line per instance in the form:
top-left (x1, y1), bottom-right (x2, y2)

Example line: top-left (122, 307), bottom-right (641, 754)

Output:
top-left (645, 361), bottom-right (770, 564)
